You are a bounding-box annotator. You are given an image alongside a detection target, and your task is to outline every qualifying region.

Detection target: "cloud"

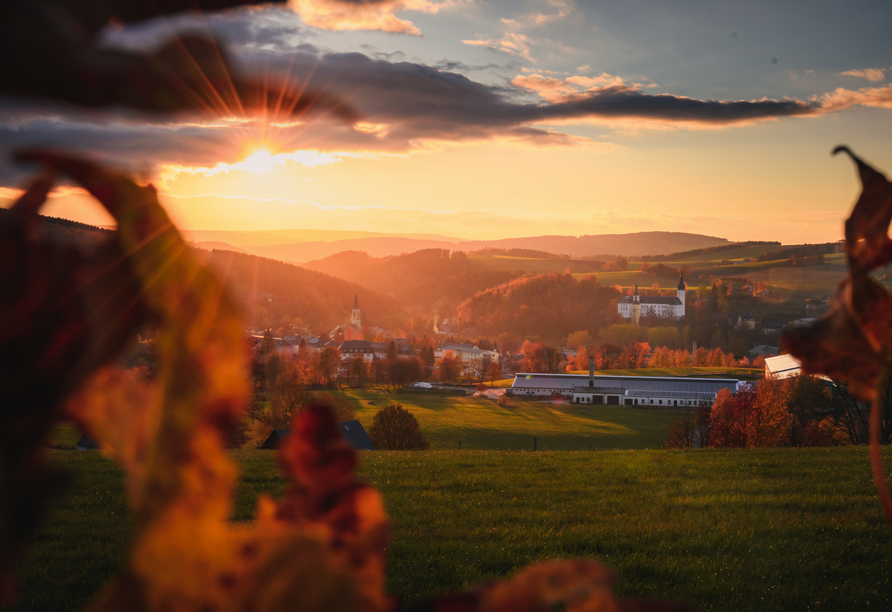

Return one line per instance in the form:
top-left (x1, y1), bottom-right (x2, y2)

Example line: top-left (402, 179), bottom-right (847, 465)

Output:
top-left (463, 33), bottom-right (534, 62)
top-left (0, 3), bottom-right (848, 190)
top-left (287, 0), bottom-right (459, 34)
top-left (838, 68), bottom-right (886, 82)
top-left (819, 84), bottom-right (892, 112)
top-left (464, 1), bottom-right (573, 63)
top-left (0, 47), bottom-right (823, 187)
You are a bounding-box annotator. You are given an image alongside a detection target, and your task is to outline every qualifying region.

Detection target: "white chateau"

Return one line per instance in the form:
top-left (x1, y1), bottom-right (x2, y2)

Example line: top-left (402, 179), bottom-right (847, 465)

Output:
top-left (618, 275), bottom-right (686, 323)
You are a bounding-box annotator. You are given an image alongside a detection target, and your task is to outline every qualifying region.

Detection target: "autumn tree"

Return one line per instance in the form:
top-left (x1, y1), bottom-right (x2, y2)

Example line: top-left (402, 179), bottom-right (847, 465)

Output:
top-left (567, 330), bottom-right (592, 348)
top-left (315, 346), bottom-right (340, 387)
top-left (751, 377), bottom-right (794, 446)
top-left (666, 409), bottom-right (698, 448)
top-left (437, 350), bottom-right (461, 382)
top-left (389, 356), bottom-right (423, 390)
top-left (487, 360), bottom-right (503, 385)
top-left (368, 404), bottom-right (430, 450)
top-left (520, 340), bottom-right (562, 373)
top-left (598, 324), bottom-right (641, 347)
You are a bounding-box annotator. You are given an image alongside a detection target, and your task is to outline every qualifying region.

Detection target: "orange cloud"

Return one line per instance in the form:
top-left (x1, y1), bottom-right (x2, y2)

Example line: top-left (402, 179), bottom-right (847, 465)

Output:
top-left (838, 68), bottom-right (886, 82)
top-left (819, 84), bottom-right (892, 112)
top-left (464, 32), bottom-right (534, 62)
top-left (513, 72), bottom-right (627, 102)
top-left (288, 0), bottom-right (459, 34)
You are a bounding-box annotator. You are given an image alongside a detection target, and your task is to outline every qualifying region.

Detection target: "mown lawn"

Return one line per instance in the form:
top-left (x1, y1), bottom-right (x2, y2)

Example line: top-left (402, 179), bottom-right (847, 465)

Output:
top-left (338, 390), bottom-right (677, 450)
top-left (11, 448), bottom-right (892, 611)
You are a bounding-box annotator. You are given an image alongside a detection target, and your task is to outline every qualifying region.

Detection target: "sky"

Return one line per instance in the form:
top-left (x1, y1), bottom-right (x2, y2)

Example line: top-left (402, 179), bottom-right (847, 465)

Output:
top-left (2, 0), bottom-right (892, 244)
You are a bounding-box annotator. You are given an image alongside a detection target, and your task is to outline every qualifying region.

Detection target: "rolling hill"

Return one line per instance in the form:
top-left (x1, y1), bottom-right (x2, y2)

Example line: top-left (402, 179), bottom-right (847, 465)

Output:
top-left (181, 230), bottom-right (733, 264)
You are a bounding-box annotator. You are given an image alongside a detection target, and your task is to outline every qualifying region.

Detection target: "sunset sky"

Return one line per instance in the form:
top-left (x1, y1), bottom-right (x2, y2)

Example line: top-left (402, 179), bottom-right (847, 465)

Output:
top-left (2, 0), bottom-right (892, 244)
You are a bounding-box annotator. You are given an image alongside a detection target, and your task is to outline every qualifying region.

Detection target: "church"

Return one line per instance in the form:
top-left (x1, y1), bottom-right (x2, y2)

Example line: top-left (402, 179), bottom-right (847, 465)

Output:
top-left (617, 275), bottom-right (686, 323)
top-left (329, 294), bottom-right (363, 340)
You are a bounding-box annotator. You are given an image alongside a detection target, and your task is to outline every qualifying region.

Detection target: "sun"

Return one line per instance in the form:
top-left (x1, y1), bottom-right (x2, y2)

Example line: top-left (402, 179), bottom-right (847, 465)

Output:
top-left (241, 149), bottom-right (277, 173)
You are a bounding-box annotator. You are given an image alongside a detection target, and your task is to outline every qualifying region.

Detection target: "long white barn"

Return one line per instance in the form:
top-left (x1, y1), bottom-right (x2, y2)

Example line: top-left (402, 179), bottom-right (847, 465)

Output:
top-left (509, 372), bottom-right (740, 408)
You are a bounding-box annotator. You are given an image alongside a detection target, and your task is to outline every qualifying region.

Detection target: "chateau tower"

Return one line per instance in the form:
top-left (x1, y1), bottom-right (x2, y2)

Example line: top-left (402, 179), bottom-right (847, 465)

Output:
top-left (632, 285), bottom-right (640, 326)
top-left (351, 293), bottom-right (361, 327)
top-left (677, 274), bottom-right (686, 315)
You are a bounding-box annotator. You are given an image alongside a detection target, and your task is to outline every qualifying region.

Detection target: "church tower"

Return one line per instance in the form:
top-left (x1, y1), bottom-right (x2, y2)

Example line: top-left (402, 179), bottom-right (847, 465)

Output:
top-left (677, 274), bottom-right (686, 317)
top-left (632, 285), bottom-right (640, 326)
top-left (351, 293), bottom-right (361, 327)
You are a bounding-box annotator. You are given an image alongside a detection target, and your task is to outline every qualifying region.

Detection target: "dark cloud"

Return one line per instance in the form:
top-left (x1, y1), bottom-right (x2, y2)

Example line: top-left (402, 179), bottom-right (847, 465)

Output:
top-left (0, 7), bottom-right (823, 188)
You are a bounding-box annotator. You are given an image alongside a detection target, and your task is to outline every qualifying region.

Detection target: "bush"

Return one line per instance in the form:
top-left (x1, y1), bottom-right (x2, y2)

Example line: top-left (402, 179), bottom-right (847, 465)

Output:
top-left (368, 404), bottom-right (429, 450)
top-left (498, 394), bottom-right (510, 407)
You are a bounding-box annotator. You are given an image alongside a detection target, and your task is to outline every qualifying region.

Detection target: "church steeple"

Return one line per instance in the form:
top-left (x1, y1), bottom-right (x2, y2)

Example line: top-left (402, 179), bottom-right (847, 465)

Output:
top-left (677, 274), bottom-right (686, 291)
top-left (351, 294), bottom-right (361, 327)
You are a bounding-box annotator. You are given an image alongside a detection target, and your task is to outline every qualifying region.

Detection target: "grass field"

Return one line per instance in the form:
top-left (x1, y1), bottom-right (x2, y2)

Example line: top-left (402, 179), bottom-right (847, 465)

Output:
top-left (340, 390), bottom-right (676, 450)
top-left (12, 448), bottom-right (892, 612)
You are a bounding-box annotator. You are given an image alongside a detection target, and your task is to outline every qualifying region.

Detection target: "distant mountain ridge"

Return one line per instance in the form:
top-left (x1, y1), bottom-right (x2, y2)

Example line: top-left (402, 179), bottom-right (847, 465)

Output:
top-left (189, 231), bottom-right (732, 264)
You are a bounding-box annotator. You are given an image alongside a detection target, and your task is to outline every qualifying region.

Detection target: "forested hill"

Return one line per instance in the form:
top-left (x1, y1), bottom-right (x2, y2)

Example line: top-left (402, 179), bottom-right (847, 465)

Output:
top-left (455, 274), bottom-right (622, 342)
top-left (199, 250), bottom-right (401, 333)
top-left (302, 249), bottom-right (518, 315)
top-left (455, 232), bottom-right (731, 258)
top-left (0, 209), bottom-right (112, 248)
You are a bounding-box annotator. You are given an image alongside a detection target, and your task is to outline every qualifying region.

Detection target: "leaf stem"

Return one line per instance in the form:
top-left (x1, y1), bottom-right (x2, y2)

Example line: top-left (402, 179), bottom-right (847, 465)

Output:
top-left (870, 370), bottom-right (892, 529)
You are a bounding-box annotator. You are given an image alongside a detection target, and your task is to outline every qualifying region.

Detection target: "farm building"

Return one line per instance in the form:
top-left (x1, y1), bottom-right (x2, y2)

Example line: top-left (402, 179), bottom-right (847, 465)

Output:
top-left (509, 372), bottom-right (740, 408)
top-left (764, 354), bottom-right (802, 380)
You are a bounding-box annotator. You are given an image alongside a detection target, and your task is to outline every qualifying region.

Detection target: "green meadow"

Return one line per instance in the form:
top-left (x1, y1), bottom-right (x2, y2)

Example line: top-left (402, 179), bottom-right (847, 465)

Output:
top-left (340, 390), bottom-right (677, 450)
top-left (13, 448), bottom-right (892, 612)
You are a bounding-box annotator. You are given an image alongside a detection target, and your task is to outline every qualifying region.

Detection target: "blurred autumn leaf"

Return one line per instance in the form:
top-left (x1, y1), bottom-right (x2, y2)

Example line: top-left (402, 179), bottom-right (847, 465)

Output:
top-left (782, 146), bottom-right (892, 527)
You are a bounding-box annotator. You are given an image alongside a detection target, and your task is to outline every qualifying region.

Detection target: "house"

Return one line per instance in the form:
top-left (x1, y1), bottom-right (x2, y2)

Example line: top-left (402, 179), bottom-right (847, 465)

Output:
top-left (760, 319), bottom-right (784, 335)
top-left (435, 342), bottom-right (499, 363)
top-left (340, 339), bottom-right (375, 362)
top-left (509, 372), bottom-right (739, 408)
top-left (260, 421), bottom-right (376, 451)
top-left (748, 345), bottom-right (779, 359)
top-left (729, 312), bottom-right (756, 331)
top-left (618, 275), bottom-right (686, 323)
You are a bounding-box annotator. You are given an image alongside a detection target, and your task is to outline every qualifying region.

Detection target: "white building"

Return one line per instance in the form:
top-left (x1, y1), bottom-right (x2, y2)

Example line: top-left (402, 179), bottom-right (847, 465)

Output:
top-left (434, 342), bottom-right (499, 363)
top-left (510, 372), bottom-right (738, 408)
top-left (618, 275), bottom-right (686, 322)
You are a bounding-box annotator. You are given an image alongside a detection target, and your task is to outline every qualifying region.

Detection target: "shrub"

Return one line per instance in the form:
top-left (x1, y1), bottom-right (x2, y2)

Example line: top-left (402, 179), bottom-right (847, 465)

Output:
top-left (498, 394), bottom-right (510, 407)
top-left (368, 404), bottom-right (429, 450)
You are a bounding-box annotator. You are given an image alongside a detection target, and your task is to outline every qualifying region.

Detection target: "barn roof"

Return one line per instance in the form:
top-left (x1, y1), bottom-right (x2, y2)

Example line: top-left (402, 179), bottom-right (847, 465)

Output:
top-left (512, 373), bottom-right (737, 399)
top-left (260, 422), bottom-right (376, 451)
top-left (77, 435), bottom-right (99, 450)
top-left (338, 420), bottom-right (376, 451)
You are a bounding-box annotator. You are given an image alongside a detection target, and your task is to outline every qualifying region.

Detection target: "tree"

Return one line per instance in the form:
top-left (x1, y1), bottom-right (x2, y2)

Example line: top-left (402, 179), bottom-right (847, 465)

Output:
top-left (598, 324), bottom-right (641, 347)
top-left (260, 329), bottom-right (276, 358)
top-left (389, 356), bottom-right (423, 390)
top-left (387, 340), bottom-right (399, 362)
top-left (368, 404), bottom-right (430, 450)
top-left (437, 351), bottom-right (461, 382)
top-left (347, 355), bottom-right (368, 388)
top-left (487, 360), bottom-right (503, 385)
top-left (646, 326), bottom-right (681, 350)
top-left (267, 361), bottom-right (310, 430)
top-left (479, 355), bottom-right (493, 384)
top-left (566, 330), bottom-right (592, 348)
top-left (315, 347), bottom-right (340, 387)
top-left (666, 409), bottom-right (698, 448)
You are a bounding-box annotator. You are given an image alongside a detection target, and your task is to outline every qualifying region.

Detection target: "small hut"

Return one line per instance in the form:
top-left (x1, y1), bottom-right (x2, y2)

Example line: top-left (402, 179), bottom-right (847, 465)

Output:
top-left (260, 421), bottom-right (376, 451)
top-left (76, 435), bottom-right (99, 451)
